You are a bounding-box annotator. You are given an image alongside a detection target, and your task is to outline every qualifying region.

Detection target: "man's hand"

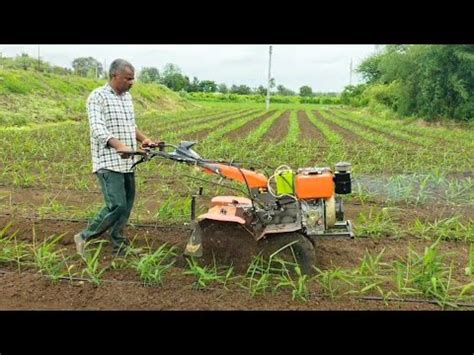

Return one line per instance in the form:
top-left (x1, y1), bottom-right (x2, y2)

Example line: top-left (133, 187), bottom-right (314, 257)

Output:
top-left (141, 138), bottom-right (154, 147)
top-left (141, 138), bottom-right (164, 149)
top-left (115, 144), bottom-right (135, 159)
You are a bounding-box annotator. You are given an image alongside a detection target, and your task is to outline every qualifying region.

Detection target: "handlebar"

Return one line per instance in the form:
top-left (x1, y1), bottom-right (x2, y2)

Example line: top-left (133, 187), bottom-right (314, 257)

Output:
top-left (123, 141), bottom-right (245, 172)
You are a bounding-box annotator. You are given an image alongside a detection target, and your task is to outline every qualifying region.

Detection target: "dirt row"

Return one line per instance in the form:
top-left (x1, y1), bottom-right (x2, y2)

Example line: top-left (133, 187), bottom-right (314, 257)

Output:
top-left (182, 109), bottom-right (261, 141)
top-left (326, 110), bottom-right (423, 149)
top-left (313, 110), bottom-right (369, 146)
top-left (262, 110), bottom-right (290, 141)
top-left (225, 110), bottom-right (277, 140)
top-left (297, 110), bottom-right (327, 144)
top-left (167, 108), bottom-right (252, 132)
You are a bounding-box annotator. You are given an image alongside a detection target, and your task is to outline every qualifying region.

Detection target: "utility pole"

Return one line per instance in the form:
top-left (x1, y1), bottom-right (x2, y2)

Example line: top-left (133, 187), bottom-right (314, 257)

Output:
top-left (266, 45), bottom-right (272, 111)
top-left (37, 45), bottom-right (41, 72)
top-left (349, 58), bottom-right (353, 86)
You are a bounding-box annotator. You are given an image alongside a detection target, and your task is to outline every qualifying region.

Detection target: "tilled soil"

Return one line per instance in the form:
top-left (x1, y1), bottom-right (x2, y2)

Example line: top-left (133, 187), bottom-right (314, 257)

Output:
top-left (262, 111), bottom-right (290, 141)
top-left (326, 110), bottom-right (423, 149)
top-left (225, 110), bottom-right (277, 140)
top-left (182, 110), bottom-right (260, 141)
top-left (297, 110), bottom-right (327, 144)
top-left (0, 215), bottom-right (471, 310)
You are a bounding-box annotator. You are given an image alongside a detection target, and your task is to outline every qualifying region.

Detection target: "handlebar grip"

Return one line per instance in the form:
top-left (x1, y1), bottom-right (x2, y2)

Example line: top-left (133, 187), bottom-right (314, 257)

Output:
top-left (117, 150), bottom-right (148, 156)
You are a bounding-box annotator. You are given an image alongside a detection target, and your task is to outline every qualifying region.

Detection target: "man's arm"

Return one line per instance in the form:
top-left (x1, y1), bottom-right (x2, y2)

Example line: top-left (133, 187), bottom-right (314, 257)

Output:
top-left (136, 129), bottom-right (150, 144)
top-left (107, 138), bottom-right (133, 153)
top-left (87, 94), bottom-right (114, 148)
top-left (87, 94), bottom-right (133, 158)
top-left (136, 128), bottom-right (162, 147)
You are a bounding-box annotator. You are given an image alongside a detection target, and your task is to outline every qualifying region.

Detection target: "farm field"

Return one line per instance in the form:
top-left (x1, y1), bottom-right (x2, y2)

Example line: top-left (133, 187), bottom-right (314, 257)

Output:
top-left (1, 103), bottom-right (473, 310)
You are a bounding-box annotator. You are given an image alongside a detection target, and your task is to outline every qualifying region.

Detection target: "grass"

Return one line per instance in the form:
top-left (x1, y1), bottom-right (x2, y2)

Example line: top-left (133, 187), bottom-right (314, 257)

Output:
top-left (0, 68), bottom-right (192, 127)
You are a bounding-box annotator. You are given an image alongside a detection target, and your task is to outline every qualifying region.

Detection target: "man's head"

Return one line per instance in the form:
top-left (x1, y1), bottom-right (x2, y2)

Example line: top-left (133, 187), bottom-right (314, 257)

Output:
top-left (109, 59), bottom-right (135, 94)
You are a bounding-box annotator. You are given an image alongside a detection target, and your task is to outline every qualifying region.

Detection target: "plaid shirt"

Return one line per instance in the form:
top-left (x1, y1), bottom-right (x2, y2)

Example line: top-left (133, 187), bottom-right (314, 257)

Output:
top-left (87, 84), bottom-right (137, 173)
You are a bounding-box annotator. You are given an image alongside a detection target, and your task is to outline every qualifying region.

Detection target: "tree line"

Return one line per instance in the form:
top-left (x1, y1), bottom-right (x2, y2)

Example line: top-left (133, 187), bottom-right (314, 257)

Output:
top-left (341, 45), bottom-right (474, 121)
top-left (0, 54), bottom-right (333, 97)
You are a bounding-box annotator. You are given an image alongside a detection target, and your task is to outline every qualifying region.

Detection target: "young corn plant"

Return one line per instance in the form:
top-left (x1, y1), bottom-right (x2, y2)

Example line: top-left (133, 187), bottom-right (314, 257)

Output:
top-left (273, 258), bottom-right (310, 302)
top-left (455, 281), bottom-right (474, 303)
top-left (242, 240), bottom-right (303, 298)
top-left (184, 257), bottom-right (234, 290)
top-left (349, 180), bottom-right (377, 205)
top-left (38, 194), bottom-right (70, 218)
top-left (355, 208), bottom-right (399, 238)
top-left (349, 248), bottom-right (389, 297)
top-left (242, 255), bottom-right (273, 297)
top-left (0, 225), bottom-right (31, 271)
top-left (444, 178), bottom-right (473, 205)
top-left (81, 240), bottom-right (108, 286)
top-left (32, 234), bottom-right (74, 284)
top-left (392, 239), bottom-right (458, 308)
top-left (409, 216), bottom-right (474, 242)
top-left (133, 243), bottom-right (177, 286)
top-left (313, 266), bottom-right (354, 300)
top-left (465, 244), bottom-right (474, 277)
top-left (153, 196), bottom-right (191, 224)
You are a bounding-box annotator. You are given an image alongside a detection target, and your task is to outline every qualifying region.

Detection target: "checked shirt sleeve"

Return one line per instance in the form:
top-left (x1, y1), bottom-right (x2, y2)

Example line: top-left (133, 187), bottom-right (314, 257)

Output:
top-left (87, 92), bottom-right (114, 148)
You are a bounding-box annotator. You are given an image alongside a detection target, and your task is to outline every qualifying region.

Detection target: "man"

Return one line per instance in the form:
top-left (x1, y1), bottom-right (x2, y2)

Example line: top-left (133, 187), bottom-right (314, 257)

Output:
top-left (74, 58), bottom-right (160, 257)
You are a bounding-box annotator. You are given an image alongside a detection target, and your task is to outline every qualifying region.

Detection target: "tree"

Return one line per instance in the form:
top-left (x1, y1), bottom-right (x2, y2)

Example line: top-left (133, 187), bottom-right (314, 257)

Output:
top-left (277, 84), bottom-right (295, 96)
top-left (355, 44), bottom-right (474, 121)
top-left (186, 77), bottom-right (200, 92)
top-left (356, 54), bottom-right (383, 84)
top-left (256, 85), bottom-right (267, 95)
top-left (160, 63), bottom-right (190, 91)
top-left (299, 85), bottom-right (313, 97)
top-left (162, 63), bottom-right (182, 77)
top-left (198, 80), bottom-right (217, 93)
top-left (72, 57), bottom-right (103, 78)
top-left (138, 67), bottom-right (160, 83)
top-left (217, 83), bottom-right (228, 93)
top-left (16, 53), bottom-right (36, 70)
top-left (230, 84), bottom-right (252, 95)
top-left (162, 73), bottom-right (189, 91)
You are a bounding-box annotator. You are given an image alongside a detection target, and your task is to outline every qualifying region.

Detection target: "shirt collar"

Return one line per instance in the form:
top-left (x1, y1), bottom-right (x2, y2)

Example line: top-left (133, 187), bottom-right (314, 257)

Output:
top-left (106, 83), bottom-right (126, 97)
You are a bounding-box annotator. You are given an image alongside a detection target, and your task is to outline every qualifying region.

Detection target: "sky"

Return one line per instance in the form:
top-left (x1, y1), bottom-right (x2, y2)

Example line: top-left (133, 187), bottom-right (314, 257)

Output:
top-left (0, 45), bottom-right (378, 92)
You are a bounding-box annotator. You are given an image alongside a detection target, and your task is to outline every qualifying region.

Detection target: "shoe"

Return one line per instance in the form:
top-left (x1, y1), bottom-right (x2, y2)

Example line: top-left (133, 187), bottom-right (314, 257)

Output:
top-left (74, 233), bottom-right (85, 256)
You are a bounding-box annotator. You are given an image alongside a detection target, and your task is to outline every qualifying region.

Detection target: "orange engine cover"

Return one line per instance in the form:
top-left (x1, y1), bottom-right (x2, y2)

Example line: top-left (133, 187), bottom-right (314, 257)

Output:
top-left (295, 171), bottom-right (335, 199)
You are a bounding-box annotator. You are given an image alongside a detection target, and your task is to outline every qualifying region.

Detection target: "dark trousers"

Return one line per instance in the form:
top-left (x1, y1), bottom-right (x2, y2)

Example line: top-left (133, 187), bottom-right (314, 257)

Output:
top-left (80, 170), bottom-right (135, 250)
